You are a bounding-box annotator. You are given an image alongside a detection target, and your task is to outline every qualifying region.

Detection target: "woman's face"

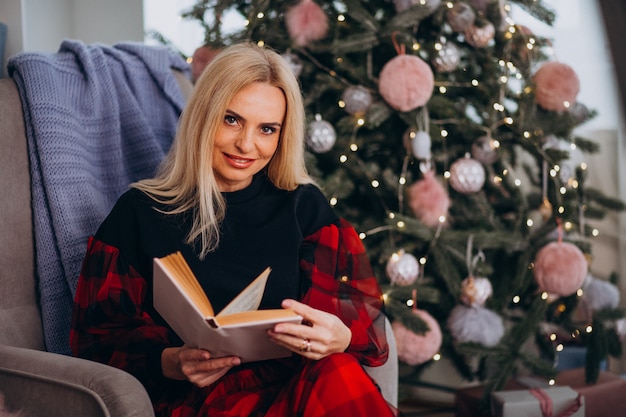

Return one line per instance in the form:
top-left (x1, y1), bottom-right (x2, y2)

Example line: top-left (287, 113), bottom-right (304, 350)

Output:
top-left (212, 82), bottom-right (286, 192)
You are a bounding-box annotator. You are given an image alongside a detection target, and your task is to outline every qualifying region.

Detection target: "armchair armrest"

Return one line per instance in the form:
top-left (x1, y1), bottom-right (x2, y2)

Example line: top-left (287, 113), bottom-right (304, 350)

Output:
top-left (0, 345), bottom-right (154, 417)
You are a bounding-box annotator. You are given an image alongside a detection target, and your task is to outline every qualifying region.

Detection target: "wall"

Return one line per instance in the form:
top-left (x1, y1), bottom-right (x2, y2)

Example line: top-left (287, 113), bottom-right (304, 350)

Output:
top-left (0, 0), bottom-right (144, 74)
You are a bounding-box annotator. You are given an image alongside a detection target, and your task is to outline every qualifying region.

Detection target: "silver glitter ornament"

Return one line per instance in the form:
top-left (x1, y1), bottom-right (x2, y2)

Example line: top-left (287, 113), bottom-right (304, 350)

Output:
top-left (460, 276), bottom-right (493, 307)
top-left (386, 250), bottom-right (419, 286)
top-left (305, 114), bottom-right (336, 153)
top-left (341, 85), bottom-right (373, 115)
top-left (471, 135), bottom-right (499, 165)
top-left (465, 22), bottom-right (495, 48)
top-left (393, 0), bottom-right (441, 14)
top-left (446, 2), bottom-right (475, 33)
top-left (433, 42), bottom-right (461, 73)
top-left (449, 153), bottom-right (485, 194)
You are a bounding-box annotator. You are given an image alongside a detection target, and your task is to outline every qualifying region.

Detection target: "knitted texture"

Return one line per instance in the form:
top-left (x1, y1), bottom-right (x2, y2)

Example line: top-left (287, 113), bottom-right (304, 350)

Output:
top-left (7, 40), bottom-right (189, 354)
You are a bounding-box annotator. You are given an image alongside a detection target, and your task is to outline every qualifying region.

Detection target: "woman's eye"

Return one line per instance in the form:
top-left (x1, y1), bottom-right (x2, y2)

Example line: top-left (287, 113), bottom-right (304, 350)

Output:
top-left (224, 115), bottom-right (238, 125)
top-left (261, 126), bottom-right (276, 135)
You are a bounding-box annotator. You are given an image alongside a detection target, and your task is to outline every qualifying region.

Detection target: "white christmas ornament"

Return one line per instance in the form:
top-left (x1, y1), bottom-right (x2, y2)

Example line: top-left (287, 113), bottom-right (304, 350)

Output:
top-left (411, 131), bottom-right (432, 160)
top-left (305, 114), bottom-right (336, 153)
top-left (449, 153), bottom-right (485, 193)
top-left (582, 274), bottom-right (620, 312)
top-left (281, 52), bottom-right (303, 77)
top-left (460, 276), bottom-right (493, 307)
top-left (342, 85), bottom-right (373, 115)
top-left (447, 304), bottom-right (504, 347)
top-left (386, 250), bottom-right (420, 286)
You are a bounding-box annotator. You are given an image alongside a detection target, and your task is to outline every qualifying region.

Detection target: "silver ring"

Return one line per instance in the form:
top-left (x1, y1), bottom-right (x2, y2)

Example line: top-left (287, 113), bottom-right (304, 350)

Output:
top-left (301, 338), bottom-right (311, 352)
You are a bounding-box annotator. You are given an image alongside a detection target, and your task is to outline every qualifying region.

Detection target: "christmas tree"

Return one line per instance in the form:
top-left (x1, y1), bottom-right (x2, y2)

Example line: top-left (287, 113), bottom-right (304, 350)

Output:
top-left (174, 0), bottom-right (625, 409)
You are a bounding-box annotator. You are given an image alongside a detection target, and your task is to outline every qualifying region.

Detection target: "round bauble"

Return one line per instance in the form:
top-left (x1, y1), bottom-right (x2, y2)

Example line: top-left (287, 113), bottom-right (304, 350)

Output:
top-left (281, 52), bottom-right (303, 77)
top-left (285, 0), bottom-right (329, 47)
top-left (433, 42), bottom-right (461, 73)
top-left (305, 114), bottom-right (336, 153)
top-left (534, 62), bottom-right (580, 112)
top-left (392, 309), bottom-right (442, 365)
top-left (191, 45), bottom-right (221, 83)
top-left (471, 135), bottom-right (499, 165)
top-left (446, 2), bottom-right (476, 32)
top-left (411, 130), bottom-right (432, 160)
top-left (379, 54), bottom-right (434, 112)
top-left (533, 241), bottom-right (587, 297)
top-left (460, 276), bottom-right (493, 307)
top-left (582, 274), bottom-right (620, 312)
top-left (342, 85), bottom-right (373, 115)
top-left (449, 154), bottom-right (485, 193)
top-left (447, 304), bottom-right (504, 347)
top-left (408, 170), bottom-right (450, 228)
top-left (393, 0), bottom-right (441, 14)
top-left (386, 250), bottom-right (420, 286)
top-left (464, 21), bottom-right (495, 48)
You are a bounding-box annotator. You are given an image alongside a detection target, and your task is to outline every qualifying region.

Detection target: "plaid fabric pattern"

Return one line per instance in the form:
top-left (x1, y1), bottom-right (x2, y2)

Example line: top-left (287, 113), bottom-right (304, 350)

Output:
top-left (71, 219), bottom-right (395, 416)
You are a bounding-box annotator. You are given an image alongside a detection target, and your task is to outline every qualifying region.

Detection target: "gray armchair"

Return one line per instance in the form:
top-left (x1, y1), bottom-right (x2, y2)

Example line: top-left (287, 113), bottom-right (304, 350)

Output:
top-left (0, 44), bottom-right (397, 417)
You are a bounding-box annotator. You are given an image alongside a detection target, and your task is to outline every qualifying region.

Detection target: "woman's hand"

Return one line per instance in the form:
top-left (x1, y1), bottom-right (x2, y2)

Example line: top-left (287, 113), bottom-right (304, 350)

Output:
top-left (268, 299), bottom-right (352, 360)
top-left (161, 345), bottom-right (240, 388)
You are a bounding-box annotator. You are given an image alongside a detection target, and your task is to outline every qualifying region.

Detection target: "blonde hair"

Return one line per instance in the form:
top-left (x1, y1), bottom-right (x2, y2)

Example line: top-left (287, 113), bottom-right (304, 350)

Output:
top-left (133, 42), bottom-right (313, 258)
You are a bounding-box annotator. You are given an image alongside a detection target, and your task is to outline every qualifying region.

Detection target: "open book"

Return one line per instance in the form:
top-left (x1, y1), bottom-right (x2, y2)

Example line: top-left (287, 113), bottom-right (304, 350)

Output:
top-left (153, 252), bottom-right (302, 362)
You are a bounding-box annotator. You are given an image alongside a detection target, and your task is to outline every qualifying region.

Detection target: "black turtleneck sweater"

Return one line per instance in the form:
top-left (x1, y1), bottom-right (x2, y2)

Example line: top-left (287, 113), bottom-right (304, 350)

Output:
top-left (94, 173), bottom-right (338, 314)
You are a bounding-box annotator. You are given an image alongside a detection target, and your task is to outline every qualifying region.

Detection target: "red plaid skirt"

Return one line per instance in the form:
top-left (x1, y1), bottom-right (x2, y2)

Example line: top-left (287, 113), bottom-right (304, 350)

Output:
top-left (155, 353), bottom-right (396, 417)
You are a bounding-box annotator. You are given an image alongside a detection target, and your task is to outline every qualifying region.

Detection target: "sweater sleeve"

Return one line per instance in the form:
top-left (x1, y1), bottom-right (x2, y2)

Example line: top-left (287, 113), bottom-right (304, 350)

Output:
top-left (299, 218), bottom-right (389, 367)
top-left (70, 236), bottom-right (177, 399)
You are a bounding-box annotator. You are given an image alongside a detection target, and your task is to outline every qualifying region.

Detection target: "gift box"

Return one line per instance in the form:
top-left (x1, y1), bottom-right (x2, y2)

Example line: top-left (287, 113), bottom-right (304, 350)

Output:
top-left (456, 368), bottom-right (624, 417)
top-left (491, 386), bottom-right (584, 417)
top-left (554, 368), bottom-right (626, 417)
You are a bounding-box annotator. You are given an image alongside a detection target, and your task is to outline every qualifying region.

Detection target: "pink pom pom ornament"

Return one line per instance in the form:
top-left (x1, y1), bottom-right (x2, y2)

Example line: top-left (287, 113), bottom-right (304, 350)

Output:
top-left (378, 54), bottom-right (434, 112)
top-left (533, 61), bottom-right (580, 112)
top-left (285, 0), bottom-right (329, 47)
top-left (533, 240), bottom-right (588, 297)
top-left (392, 308), bottom-right (442, 365)
top-left (408, 170), bottom-right (450, 228)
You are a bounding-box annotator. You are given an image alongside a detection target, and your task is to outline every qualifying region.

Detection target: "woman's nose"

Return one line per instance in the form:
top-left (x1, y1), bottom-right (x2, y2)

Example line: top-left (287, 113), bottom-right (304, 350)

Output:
top-left (235, 128), bottom-right (255, 152)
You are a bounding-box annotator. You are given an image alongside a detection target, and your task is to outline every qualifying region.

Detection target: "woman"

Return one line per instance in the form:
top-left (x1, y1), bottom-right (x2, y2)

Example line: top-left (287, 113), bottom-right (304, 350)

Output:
top-left (70, 42), bottom-right (396, 417)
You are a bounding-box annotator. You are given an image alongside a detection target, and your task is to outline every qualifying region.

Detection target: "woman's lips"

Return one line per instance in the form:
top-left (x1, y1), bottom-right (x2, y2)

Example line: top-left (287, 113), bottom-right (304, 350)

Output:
top-left (224, 153), bottom-right (255, 168)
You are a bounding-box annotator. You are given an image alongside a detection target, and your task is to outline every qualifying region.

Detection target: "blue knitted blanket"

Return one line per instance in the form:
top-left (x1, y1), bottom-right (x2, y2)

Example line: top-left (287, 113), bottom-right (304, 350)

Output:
top-left (8, 40), bottom-right (190, 355)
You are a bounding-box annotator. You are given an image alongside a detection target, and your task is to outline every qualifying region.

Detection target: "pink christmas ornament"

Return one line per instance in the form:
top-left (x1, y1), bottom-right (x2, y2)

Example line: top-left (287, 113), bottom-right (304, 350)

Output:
top-left (378, 54), bottom-right (434, 112)
top-left (392, 308), bottom-right (442, 365)
top-left (533, 240), bottom-right (587, 297)
top-left (408, 170), bottom-right (450, 228)
top-left (533, 61), bottom-right (580, 112)
top-left (285, 0), bottom-right (329, 47)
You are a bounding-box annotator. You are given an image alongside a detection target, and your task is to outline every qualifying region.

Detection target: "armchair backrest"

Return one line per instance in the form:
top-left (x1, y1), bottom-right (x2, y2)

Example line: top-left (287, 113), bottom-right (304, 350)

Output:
top-left (0, 77), bottom-right (45, 351)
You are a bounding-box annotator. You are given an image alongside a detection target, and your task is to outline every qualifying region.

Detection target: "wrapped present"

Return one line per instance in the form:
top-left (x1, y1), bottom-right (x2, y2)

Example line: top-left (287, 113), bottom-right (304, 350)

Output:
top-left (491, 386), bottom-right (584, 417)
top-left (555, 368), bottom-right (626, 417)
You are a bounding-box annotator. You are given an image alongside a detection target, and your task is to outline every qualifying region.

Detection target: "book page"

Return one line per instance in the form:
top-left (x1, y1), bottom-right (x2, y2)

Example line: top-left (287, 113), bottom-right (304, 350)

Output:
top-left (158, 252), bottom-right (215, 317)
top-left (217, 267), bottom-right (271, 317)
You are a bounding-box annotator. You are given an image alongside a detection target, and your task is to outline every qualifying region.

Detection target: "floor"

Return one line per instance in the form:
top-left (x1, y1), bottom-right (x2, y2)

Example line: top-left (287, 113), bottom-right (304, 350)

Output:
top-left (398, 400), bottom-right (456, 417)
